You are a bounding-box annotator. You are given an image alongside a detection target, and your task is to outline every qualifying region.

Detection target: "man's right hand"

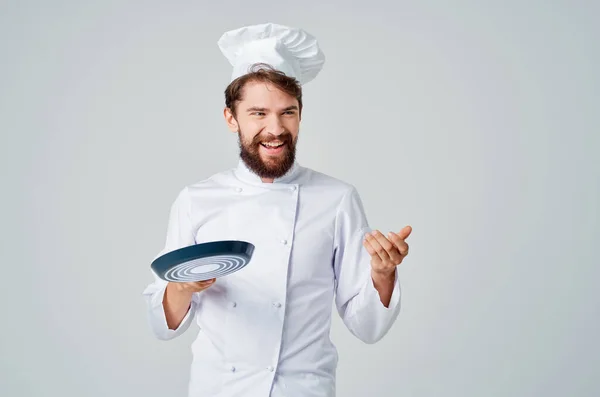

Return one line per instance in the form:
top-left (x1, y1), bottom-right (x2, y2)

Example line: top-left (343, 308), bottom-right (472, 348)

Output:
top-left (163, 279), bottom-right (216, 330)
top-left (171, 279), bottom-right (217, 294)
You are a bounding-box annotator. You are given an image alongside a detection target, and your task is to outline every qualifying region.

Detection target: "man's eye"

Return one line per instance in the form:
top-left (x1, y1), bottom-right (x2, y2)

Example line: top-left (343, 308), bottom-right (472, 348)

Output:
top-left (252, 112), bottom-right (265, 116)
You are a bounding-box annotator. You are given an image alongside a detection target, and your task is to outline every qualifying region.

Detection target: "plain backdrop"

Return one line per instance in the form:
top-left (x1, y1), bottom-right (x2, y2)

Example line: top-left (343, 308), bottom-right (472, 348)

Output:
top-left (1, 1), bottom-right (599, 396)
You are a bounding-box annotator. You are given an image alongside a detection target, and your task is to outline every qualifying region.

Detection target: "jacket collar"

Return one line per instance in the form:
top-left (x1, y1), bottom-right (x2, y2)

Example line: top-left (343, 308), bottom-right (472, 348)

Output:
top-left (233, 159), bottom-right (302, 186)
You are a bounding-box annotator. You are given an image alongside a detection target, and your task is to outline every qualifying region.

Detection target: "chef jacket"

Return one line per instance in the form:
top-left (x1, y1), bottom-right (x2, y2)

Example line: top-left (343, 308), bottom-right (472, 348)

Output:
top-left (142, 159), bottom-right (402, 397)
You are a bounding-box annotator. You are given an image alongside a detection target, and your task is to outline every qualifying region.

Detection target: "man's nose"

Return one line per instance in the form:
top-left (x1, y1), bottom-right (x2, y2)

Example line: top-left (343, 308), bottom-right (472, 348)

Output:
top-left (266, 115), bottom-right (285, 136)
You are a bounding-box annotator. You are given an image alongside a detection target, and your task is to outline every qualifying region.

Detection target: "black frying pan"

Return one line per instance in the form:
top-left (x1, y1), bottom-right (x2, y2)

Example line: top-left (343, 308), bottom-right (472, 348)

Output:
top-left (151, 240), bottom-right (255, 282)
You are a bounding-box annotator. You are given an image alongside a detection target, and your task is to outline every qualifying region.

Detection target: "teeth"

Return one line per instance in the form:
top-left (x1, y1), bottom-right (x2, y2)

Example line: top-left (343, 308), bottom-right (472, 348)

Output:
top-left (262, 142), bottom-right (283, 148)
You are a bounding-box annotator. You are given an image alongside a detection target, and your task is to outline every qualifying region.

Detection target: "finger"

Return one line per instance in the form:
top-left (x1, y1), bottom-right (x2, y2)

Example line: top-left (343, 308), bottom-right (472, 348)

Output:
top-left (396, 225), bottom-right (412, 240)
top-left (371, 230), bottom-right (395, 253)
top-left (365, 231), bottom-right (391, 262)
top-left (387, 247), bottom-right (403, 264)
top-left (191, 279), bottom-right (214, 287)
top-left (186, 279), bottom-right (216, 291)
top-left (363, 239), bottom-right (384, 269)
top-left (388, 232), bottom-right (409, 256)
top-left (371, 230), bottom-right (403, 263)
top-left (198, 279), bottom-right (216, 288)
top-left (362, 238), bottom-right (377, 257)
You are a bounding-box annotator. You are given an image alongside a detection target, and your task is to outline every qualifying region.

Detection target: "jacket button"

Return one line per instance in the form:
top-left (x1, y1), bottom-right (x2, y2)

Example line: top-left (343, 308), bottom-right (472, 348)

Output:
top-left (231, 302), bottom-right (237, 308)
top-left (267, 366), bottom-right (274, 372)
top-left (231, 366), bottom-right (236, 372)
top-left (290, 186), bottom-right (297, 191)
top-left (274, 302), bottom-right (282, 308)
top-left (281, 239), bottom-right (287, 245)
top-left (235, 187), bottom-right (242, 193)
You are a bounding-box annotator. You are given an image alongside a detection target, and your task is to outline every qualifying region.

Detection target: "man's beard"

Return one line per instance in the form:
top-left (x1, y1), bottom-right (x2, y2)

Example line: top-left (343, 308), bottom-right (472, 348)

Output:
top-left (238, 129), bottom-right (297, 180)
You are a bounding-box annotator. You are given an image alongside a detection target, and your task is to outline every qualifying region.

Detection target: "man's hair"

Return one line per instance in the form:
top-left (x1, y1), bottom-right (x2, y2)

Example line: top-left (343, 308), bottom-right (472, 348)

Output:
top-left (225, 63), bottom-right (303, 117)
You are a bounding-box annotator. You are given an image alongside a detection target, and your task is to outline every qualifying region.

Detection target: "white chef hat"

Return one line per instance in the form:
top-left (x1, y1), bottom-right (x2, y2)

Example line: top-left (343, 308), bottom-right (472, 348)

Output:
top-left (217, 22), bottom-right (325, 85)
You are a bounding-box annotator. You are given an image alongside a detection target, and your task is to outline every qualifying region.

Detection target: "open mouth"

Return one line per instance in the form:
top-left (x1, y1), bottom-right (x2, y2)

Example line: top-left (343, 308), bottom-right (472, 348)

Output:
top-left (260, 141), bottom-right (286, 154)
top-left (260, 141), bottom-right (285, 148)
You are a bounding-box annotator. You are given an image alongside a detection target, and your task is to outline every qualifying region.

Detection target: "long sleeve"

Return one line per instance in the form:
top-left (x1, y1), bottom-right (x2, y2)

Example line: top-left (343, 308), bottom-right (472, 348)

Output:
top-left (142, 186), bottom-right (200, 340)
top-left (333, 186), bottom-right (402, 344)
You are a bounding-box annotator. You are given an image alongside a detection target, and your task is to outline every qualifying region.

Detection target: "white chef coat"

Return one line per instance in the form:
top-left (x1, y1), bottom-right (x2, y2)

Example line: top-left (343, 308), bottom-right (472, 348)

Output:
top-left (142, 159), bottom-right (402, 397)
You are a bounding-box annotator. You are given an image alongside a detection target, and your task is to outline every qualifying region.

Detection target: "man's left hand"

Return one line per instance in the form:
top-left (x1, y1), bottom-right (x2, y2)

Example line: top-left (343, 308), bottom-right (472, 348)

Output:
top-left (363, 225), bottom-right (412, 276)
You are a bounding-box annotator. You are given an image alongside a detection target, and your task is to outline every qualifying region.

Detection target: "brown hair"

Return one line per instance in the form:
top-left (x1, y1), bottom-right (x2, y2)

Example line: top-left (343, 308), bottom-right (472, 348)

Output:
top-left (224, 63), bottom-right (303, 117)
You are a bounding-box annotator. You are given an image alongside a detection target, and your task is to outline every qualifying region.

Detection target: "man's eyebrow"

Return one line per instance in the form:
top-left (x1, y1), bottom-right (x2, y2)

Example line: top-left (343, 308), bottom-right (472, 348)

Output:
top-left (245, 105), bottom-right (299, 112)
top-left (246, 106), bottom-right (267, 112)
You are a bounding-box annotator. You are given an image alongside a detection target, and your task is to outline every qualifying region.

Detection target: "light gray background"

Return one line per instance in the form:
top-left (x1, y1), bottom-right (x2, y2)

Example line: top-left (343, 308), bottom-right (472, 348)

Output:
top-left (1, 1), bottom-right (598, 396)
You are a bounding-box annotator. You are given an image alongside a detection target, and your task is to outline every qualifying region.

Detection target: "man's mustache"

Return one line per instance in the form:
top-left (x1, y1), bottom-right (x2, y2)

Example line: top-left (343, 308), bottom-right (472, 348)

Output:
top-left (251, 132), bottom-right (293, 145)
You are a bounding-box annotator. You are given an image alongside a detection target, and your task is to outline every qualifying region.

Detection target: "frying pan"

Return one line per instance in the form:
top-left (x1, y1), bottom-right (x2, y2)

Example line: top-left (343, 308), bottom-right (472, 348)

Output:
top-left (151, 240), bottom-right (255, 282)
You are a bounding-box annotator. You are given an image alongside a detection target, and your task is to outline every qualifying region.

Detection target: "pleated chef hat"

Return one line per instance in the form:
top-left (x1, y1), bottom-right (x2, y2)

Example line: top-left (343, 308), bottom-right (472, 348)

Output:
top-left (218, 23), bottom-right (325, 85)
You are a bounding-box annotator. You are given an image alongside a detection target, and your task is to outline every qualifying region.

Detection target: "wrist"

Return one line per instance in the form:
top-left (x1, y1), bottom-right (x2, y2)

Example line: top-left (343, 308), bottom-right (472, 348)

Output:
top-left (371, 268), bottom-right (396, 283)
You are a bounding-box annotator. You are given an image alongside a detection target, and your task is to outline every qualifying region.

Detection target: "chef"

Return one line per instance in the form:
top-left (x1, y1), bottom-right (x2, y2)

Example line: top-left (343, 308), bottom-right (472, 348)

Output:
top-left (142, 22), bottom-right (412, 397)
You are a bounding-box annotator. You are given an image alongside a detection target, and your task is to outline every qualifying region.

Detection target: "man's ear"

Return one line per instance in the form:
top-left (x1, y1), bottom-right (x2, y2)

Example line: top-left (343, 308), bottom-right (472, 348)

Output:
top-left (223, 107), bottom-right (239, 133)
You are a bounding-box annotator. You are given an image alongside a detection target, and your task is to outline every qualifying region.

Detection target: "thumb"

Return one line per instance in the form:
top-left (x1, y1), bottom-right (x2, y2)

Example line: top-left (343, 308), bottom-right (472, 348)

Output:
top-left (397, 225), bottom-right (412, 239)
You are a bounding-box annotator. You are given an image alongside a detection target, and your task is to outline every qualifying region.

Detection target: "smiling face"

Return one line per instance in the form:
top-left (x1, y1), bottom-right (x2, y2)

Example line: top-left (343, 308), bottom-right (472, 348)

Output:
top-left (224, 80), bottom-right (301, 182)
